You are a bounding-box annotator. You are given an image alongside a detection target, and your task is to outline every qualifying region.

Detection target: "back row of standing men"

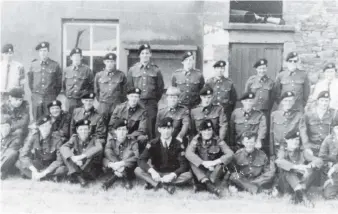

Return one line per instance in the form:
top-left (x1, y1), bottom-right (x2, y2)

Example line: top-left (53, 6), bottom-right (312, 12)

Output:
top-left (1, 42), bottom-right (338, 202)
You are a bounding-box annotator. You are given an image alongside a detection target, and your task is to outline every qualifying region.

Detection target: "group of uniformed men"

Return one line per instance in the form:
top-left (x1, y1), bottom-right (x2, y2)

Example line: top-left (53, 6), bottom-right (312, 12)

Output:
top-left (1, 41), bottom-right (338, 205)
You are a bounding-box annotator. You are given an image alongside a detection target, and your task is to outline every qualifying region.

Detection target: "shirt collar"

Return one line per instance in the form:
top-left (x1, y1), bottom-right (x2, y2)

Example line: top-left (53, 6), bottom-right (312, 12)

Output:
top-left (140, 62), bottom-right (150, 69)
top-left (40, 58), bottom-right (49, 65)
top-left (259, 75), bottom-right (268, 82)
top-left (161, 137), bottom-right (172, 147)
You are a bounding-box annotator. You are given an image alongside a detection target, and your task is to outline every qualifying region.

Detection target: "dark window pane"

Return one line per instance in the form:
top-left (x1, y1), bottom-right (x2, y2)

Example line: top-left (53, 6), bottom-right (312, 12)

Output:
top-left (93, 56), bottom-right (105, 74)
top-left (65, 24), bottom-right (90, 50)
top-left (92, 25), bottom-right (118, 51)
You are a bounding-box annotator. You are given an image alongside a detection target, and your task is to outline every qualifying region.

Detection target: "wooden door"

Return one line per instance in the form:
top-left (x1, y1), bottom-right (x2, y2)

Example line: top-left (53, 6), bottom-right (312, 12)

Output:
top-left (229, 43), bottom-right (283, 98)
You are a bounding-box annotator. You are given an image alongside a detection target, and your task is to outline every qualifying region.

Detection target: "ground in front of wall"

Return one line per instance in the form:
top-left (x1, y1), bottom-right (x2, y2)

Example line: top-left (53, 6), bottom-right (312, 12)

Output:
top-left (1, 177), bottom-right (338, 213)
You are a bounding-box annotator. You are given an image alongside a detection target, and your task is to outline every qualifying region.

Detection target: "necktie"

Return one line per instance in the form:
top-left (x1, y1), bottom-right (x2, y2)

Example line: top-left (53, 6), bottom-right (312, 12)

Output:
top-left (5, 63), bottom-right (10, 90)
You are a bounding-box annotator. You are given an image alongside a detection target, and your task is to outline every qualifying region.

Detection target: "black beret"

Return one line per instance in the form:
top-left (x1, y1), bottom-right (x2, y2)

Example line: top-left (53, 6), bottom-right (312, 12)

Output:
top-left (213, 60), bottom-right (226, 68)
top-left (36, 115), bottom-right (51, 126)
top-left (253, 59), bottom-right (267, 68)
top-left (75, 119), bottom-right (91, 128)
top-left (323, 63), bottom-right (336, 71)
top-left (286, 51), bottom-right (298, 61)
top-left (81, 93), bottom-right (96, 99)
top-left (280, 91), bottom-right (295, 101)
top-left (70, 48), bottom-right (82, 56)
top-left (47, 100), bottom-right (62, 109)
top-left (35, 42), bottom-right (50, 51)
top-left (181, 51), bottom-right (194, 61)
top-left (240, 92), bottom-right (255, 101)
top-left (138, 43), bottom-right (151, 55)
top-left (103, 53), bottom-right (117, 61)
top-left (158, 117), bottom-right (173, 128)
top-left (199, 119), bottom-right (214, 131)
top-left (240, 131), bottom-right (257, 141)
top-left (284, 128), bottom-right (300, 140)
top-left (317, 91), bottom-right (330, 100)
top-left (113, 119), bottom-right (128, 129)
top-left (199, 86), bottom-right (213, 96)
top-left (8, 88), bottom-right (24, 98)
top-left (2, 44), bottom-right (14, 53)
top-left (127, 87), bottom-right (141, 95)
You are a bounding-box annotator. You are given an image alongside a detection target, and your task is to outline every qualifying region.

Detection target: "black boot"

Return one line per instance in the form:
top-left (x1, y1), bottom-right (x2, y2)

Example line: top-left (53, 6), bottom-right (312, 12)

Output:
top-left (123, 178), bottom-right (133, 190)
top-left (102, 175), bottom-right (117, 191)
top-left (291, 190), bottom-right (303, 204)
top-left (144, 182), bottom-right (154, 190)
top-left (162, 184), bottom-right (176, 195)
top-left (76, 174), bottom-right (88, 188)
top-left (205, 180), bottom-right (222, 197)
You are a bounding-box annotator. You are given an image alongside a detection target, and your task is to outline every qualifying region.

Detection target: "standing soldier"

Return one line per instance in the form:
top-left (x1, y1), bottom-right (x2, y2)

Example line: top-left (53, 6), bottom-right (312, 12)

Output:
top-left (108, 87), bottom-right (148, 152)
top-left (1, 88), bottom-right (30, 142)
top-left (229, 131), bottom-right (275, 194)
top-left (102, 119), bottom-right (139, 190)
top-left (127, 44), bottom-right (165, 140)
top-left (274, 52), bottom-right (310, 111)
top-left (95, 53), bottom-right (127, 119)
top-left (190, 86), bottom-right (227, 141)
top-left (275, 129), bottom-right (322, 205)
top-left (28, 42), bottom-right (62, 121)
top-left (135, 117), bottom-right (192, 195)
top-left (156, 87), bottom-right (190, 147)
top-left (270, 91), bottom-right (303, 158)
top-left (15, 115), bottom-right (67, 181)
top-left (230, 92), bottom-right (267, 151)
top-left (185, 119), bottom-right (234, 197)
top-left (206, 60), bottom-right (237, 121)
top-left (0, 44), bottom-right (25, 99)
top-left (47, 100), bottom-right (71, 143)
top-left (172, 51), bottom-right (204, 109)
top-left (299, 91), bottom-right (338, 156)
top-left (70, 93), bottom-right (106, 142)
top-left (60, 119), bottom-right (103, 187)
top-left (63, 48), bottom-right (94, 114)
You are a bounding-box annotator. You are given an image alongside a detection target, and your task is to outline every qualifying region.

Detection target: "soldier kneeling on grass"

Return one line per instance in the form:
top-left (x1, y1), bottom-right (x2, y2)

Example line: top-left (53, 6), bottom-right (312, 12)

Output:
top-left (275, 129), bottom-right (323, 205)
top-left (15, 115), bottom-right (67, 181)
top-left (135, 117), bottom-right (192, 195)
top-left (60, 119), bottom-right (103, 187)
top-left (185, 119), bottom-right (234, 197)
top-left (102, 119), bottom-right (139, 190)
top-left (229, 131), bottom-right (275, 194)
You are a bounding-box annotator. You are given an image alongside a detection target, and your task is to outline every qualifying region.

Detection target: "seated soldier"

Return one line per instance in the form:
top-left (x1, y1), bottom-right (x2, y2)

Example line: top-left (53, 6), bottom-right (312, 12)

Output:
top-left (70, 93), bottom-right (106, 142)
top-left (102, 119), bottom-right (139, 190)
top-left (319, 123), bottom-right (338, 199)
top-left (156, 86), bottom-right (190, 147)
top-left (1, 88), bottom-right (30, 143)
top-left (1, 117), bottom-right (21, 179)
top-left (135, 117), bottom-right (192, 195)
top-left (186, 119), bottom-right (234, 197)
top-left (47, 100), bottom-right (71, 143)
top-left (60, 119), bottom-right (103, 187)
top-left (15, 115), bottom-right (66, 181)
top-left (229, 131), bottom-right (275, 194)
top-left (109, 87), bottom-right (148, 152)
top-left (275, 129), bottom-right (322, 205)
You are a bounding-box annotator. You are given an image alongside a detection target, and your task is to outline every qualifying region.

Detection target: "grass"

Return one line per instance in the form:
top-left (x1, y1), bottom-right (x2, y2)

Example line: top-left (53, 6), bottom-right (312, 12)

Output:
top-left (1, 176), bottom-right (338, 213)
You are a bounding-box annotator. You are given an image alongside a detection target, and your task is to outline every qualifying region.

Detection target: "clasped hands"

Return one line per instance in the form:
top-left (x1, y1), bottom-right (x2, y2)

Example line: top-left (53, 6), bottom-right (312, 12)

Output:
top-left (148, 168), bottom-right (177, 183)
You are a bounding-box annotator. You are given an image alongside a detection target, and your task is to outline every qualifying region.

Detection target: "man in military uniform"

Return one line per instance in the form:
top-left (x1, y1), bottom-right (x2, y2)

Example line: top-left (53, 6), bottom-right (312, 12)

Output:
top-left (28, 42), bottom-right (62, 121)
top-left (319, 124), bottom-right (338, 199)
top-left (127, 44), bottom-right (165, 139)
top-left (102, 119), bottom-right (139, 190)
top-left (171, 51), bottom-right (204, 109)
top-left (15, 115), bottom-right (67, 181)
top-left (135, 117), bottom-right (192, 195)
top-left (230, 92), bottom-right (267, 151)
top-left (274, 52), bottom-right (310, 111)
top-left (185, 119), bottom-right (234, 197)
top-left (156, 87), bottom-right (190, 147)
top-left (70, 93), bottom-right (106, 142)
top-left (63, 48), bottom-right (94, 114)
top-left (229, 131), bottom-right (275, 194)
top-left (0, 43), bottom-right (25, 100)
top-left (1, 88), bottom-right (30, 143)
top-left (108, 87), bottom-right (148, 152)
top-left (206, 60), bottom-right (237, 121)
top-left (60, 119), bottom-right (103, 187)
top-left (275, 129), bottom-right (322, 205)
top-left (47, 100), bottom-right (71, 143)
top-left (299, 91), bottom-right (338, 156)
top-left (190, 86), bottom-right (227, 141)
top-left (270, 91), bottom-right (303, 158)
top-left (95, 53), bottom-right (127, 119)
top-left (1, 117), bottom-right (21, 180)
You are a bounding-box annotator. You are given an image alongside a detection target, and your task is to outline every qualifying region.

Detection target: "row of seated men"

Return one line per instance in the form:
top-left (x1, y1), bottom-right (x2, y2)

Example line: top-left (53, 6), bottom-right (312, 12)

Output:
top-left (1, 87), bottom-right (338, 205)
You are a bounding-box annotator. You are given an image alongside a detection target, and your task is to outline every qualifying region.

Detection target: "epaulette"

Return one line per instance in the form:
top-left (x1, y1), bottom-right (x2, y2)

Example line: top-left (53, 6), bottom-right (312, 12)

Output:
top-left (150, 62), bottom-right (158, 68)
top-left (174, 68), bottom-right (184, 73)
top-left (234, 148), bottom-right (245, 155)
top-left (247, 75), bottom-right (257, 82)
top-left (31, 59), bottom-right (38, 62)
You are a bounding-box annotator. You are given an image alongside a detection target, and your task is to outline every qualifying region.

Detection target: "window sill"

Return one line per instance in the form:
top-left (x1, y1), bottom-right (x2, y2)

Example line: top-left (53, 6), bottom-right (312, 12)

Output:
top-left (124, 44), bottom-right (198, 51)
top-left (224, 23), bottom-right (295, 32)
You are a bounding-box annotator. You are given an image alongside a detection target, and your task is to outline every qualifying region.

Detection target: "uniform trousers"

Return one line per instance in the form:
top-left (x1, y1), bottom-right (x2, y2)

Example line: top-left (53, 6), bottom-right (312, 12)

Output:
top-left (139, 99), bottom-right (158, 140)
top-left (31, 93), bottom-right (58, 121)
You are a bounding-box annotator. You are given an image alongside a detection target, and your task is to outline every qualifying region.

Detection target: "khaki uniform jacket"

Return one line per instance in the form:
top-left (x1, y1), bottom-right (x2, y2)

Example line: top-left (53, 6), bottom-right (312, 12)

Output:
top-left (1, 101), bottom-right (30, 132)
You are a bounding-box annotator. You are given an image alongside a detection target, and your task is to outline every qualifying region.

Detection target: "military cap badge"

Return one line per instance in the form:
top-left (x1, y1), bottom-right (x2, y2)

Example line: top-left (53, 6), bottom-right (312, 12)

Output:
top-left (43, 117), bottom-right (47, 122)
top-left (220, 62), bottom-right (224, 66)
top-left (144, 44), bottom-right (148, 48)
top-left (325, 93), bottom-right (329, 97)
top-left (261, 60), bottom-right (264, 64)
top-left (84, 120), bottom-right (88, 125)
top-left (53, 101), bottom-right (57, 105)
top-left (109, 55), bottom-right (113, 59)
top-left (187, 52), bottom-right (191, 56)
top-left (207, 90), bottom-right (211, 94)
top-left (249, 94), bottom-right (253, 98)
top-left (90, 93), bottom-right (94, 98)
top-left (136, 88), bottom-right (140, 93)
top-left (207, 122), bottom-right (211, 127)
top-left (42, 43), bottom-right (45, 47)
top-left (329, 64), bottom-right (333, 68)
top-left (8, 48), bottom-right (12, 52)
top-left (167, 122), bottom-right (171, 126)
